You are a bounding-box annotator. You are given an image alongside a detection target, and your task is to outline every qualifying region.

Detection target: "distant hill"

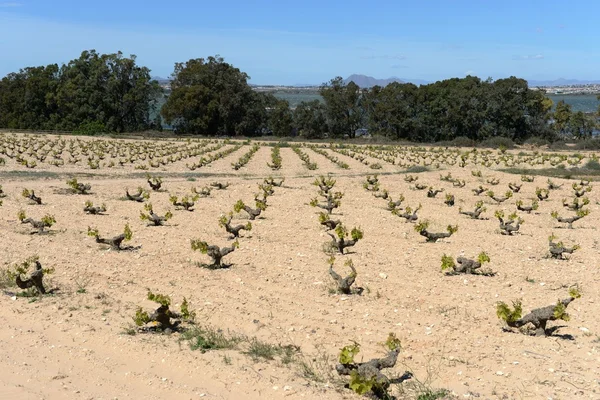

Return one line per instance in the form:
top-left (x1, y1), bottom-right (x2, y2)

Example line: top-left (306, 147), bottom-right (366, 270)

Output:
top-left (344, 74), bottom-right (403, 88)
top-left (152, 76), bottom-right (171, 84)
top-left (528, 78), bottom-right (600, 87)
top-left (343, 74), bottom-right (429, 88)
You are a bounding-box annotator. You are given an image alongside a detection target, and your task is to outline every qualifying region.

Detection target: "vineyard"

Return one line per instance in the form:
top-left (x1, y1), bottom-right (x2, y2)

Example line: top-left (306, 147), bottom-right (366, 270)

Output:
top-left (1, 132), bottom-right (600, 399)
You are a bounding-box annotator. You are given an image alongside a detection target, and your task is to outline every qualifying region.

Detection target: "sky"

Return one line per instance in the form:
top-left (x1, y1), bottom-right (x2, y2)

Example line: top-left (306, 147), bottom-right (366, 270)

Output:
top-left (0, 0), bottom-right (598, 85)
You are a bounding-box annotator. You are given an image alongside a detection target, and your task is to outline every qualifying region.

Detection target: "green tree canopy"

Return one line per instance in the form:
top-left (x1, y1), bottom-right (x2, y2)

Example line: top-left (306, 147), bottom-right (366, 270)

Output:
top-left (553, 100), bottom-right (573, 137)
top-left (268, 99), bottom-right (294, 137)
top-left (570, 111), bottom-right (595, 139)
top-left (0, 50), bottom-right (162, 132)
top-left (293, 100), bottom-right (326, 139)
top-left (362, 76), bottom-right (553, 142)
top-left (161, 55), bottom-right (270, 135)
top-left (319, 77), bottom-right (364, 138)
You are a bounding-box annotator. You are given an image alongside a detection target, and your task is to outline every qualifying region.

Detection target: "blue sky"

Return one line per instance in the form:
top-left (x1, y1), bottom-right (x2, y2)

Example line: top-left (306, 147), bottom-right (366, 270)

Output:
top-left (0, 0), bottom-right (598, 85)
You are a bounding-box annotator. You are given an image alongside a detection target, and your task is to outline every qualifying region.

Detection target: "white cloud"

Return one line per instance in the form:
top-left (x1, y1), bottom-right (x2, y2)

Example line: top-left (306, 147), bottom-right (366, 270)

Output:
top-left (0, 2), bottom-right (23, 7)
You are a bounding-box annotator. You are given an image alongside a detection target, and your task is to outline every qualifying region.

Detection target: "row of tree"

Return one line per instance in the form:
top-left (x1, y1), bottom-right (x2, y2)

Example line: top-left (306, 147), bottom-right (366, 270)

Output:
top-left (0, 50), bottom-right (596, 141)
top-left (553, 100), bottom-right (597, 140)
top-left (266, 77), bottom-right (596, 142)
top-left (0, 50), bottom-right (162, 133)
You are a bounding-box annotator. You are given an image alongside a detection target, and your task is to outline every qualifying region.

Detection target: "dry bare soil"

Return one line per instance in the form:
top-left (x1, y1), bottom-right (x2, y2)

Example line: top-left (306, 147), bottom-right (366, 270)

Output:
top-left (1, 134), bottom-right (600, 400)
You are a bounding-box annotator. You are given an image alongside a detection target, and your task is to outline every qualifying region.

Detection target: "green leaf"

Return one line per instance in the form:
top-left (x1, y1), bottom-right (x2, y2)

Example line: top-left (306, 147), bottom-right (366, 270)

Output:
top-left (348, 370), bottom-right (374, 395)
top-left (339, 342), bottom-right (360, 365)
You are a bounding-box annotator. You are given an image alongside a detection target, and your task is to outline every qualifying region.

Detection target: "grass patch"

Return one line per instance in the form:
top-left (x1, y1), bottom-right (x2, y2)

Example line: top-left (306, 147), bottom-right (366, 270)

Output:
top-left (0, 268), bottom-right (14, 289)
top-left (244, 338), bottom-right (300, 362)
top-left (404, 165), bottom-right (430, 173)
top-left (182, 326), bottom-right (244, 353)
top-left (416, 389), bottom-right (452, 400)
top-left (0, 170), bottom-right (63, 180)
top-left (501, 166), bottom-right (600, 181)
top-left (584, 159), bottom-right (600, 170)
top-left (295, 345), bottom-right (337, 384)
top-left (122, 325), bottom-right (137, 336)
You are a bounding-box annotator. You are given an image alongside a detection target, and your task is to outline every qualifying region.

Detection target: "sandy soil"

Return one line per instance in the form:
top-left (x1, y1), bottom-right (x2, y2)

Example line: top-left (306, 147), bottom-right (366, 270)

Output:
top-left (1, 134), bottom-right (600, 400)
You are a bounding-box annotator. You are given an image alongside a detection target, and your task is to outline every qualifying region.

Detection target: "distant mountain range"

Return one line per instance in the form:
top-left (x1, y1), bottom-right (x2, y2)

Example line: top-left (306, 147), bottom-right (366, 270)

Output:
top-left (152, 76), bottom-right (171, 84)
top-left (527, 78), bottom-right (600, 87)
top-left (343, 74), bottom-right (430, 88)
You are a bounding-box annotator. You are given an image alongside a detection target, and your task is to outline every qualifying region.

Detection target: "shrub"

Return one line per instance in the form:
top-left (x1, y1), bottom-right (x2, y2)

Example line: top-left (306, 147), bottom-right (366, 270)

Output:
top-left (83, 200), bottom-right (107, 215)
top-left (335, 334), bottom-right (412, 398)
top-left (190, 239), bottom-right (239, 269)
top-left (88, 224), bottom-right (133, 250)
top-left (210, 181), bottom-right (230, 190)
top-left (328, 257), bottom-right (359, 295)
top-left (326, 224), bottom-right (363, 254)
top-left (133, 291), bottom-right (195, 332)
top-left (459, 200), bottom-right (486, 219)
top-left (584, 159), bottom-right (600, 170)
top-left (524, 136), bottom-right (550, 147)
top-left (267, 145), bottom-right (282, 170)
top-left (10, 256), bottom-right (54, 295)
top-left (548, 233), bottom-right (579, 259)
top-left (449, 136), bottom-right (476, 147)
top-left (310, 192), bottom-right (342, 214)
top-left (551, 209), bottom-right (589, 229)
top-left (234, 199), bottom-right (267, 220)
top-left (170, 194), bottom-right (199, 211)
top-left (66, 178), bottom-right (91, 194)
top-left (219, 213), bottom-right (252, 238)
top-left (495, 210), bottom-right (523, 235)
top-left (146, 174), bottom-right (163, 191)
top-left (232, 143), bottom-right (260, 170)
top-left (125, 187), bottom-right (150, 202)
top-left (497, 288), bottom-right (581, 336)
top-left (480, 136), bottom-right (515, 149)
top-left (516, 199), bottom-right (538, 213)
top-left (414, 220), bottom-right (458, 242)
top-left (140, 203), bottom-right (173, 226)
top-left (393, 204), bottom-right (421, 223)
top-left (574, 139), bottom-right (600, 150)
top-left (22, 188), bottom-right (42, 204)
top-left (18, 211), bottom-right (55, 234)
top-left (441, 252), bottom-right (494, 276)
top-left (75, 121), bottom-right (106, 136)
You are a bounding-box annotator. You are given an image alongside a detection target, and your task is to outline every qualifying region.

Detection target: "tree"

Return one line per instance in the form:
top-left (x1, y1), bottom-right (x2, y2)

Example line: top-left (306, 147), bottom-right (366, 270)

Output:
top-left (553, 100), bottom-right (573, 138)
top-left (0, 50), bottom-right (162, 132)
top-left (570, 111), bottom-right (595, 139)
top-left (364, 82), bottom-right (420, 140)
top-left (320, 77), bottom-right (364, 138)
top-left (0, 65), bottom-right (60, 129)
top-left (161, 55), bottom-right (267, 136)
top-left (525, 90), bottom-right (555, 140)
top-left (268, 99), bottom-right (293, 136)
top-left (293, 100), bottom-right (326, 139)
top-left (56, 50), bottom-right (162, 132)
